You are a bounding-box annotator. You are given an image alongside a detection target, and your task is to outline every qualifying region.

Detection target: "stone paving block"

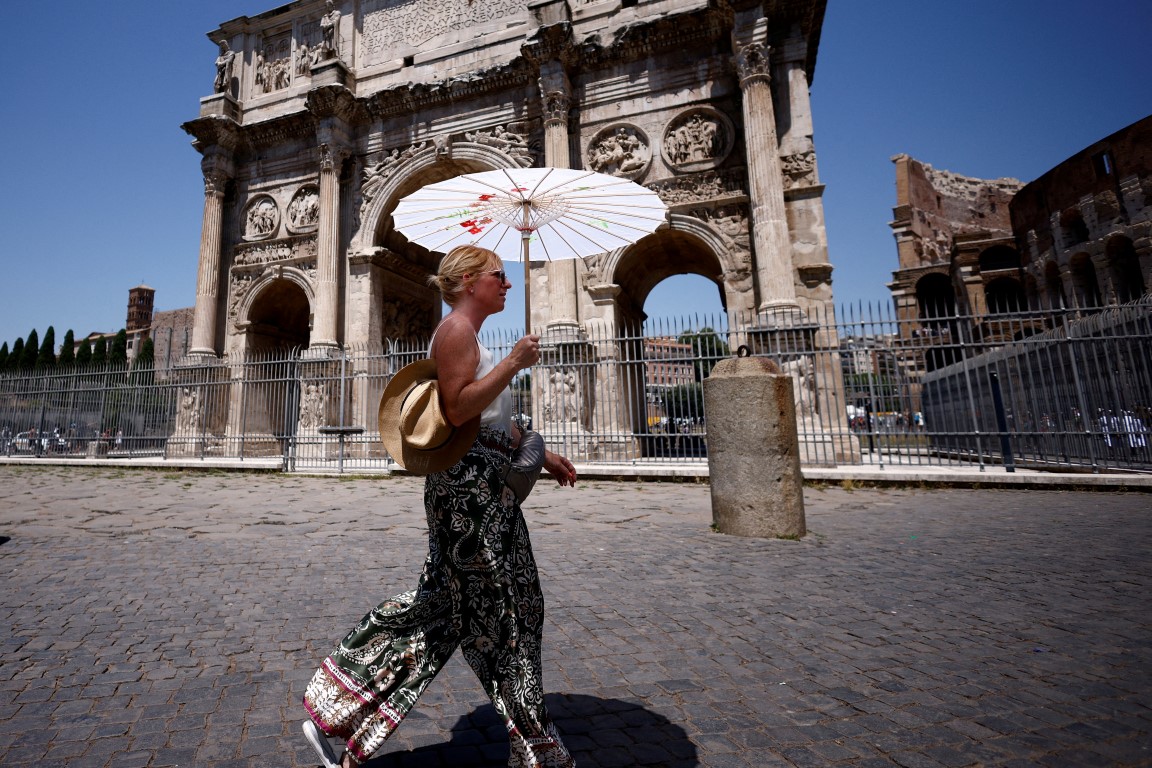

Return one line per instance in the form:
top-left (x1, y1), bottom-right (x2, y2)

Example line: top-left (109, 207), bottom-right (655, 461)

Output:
top-left (2, 468), bottom-right (1151, 767)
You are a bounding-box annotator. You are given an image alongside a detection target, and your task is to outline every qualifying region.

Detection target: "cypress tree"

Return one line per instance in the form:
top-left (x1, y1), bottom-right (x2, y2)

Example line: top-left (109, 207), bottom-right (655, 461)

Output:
top-left (58, 330), bottom-right (76, 367)
top-left (136, 337), bottom-right (155, 367)
top-left (21, 330), bottom-right (39, 369)
top-left (110, 329), bottom-right (128, 366)
top-left (92, 337), bottom-right (108, 366)
top-left (36, 326), bottom-right (57, 370)
top-left (133, 337), bottom-right (156, 386)
top-left (0, 342), bottom-right (8, 370)
top-left (76, 338), bottom-right (93, 366)
top-left (9, 339), bottom-right (25, 372)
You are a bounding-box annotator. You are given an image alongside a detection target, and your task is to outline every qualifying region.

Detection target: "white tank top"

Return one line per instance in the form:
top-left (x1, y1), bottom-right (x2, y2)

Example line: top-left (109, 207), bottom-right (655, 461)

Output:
top-left (429, 324), bottom-right (513, 436)
top-left (475, 339), bottom-right (514, 434)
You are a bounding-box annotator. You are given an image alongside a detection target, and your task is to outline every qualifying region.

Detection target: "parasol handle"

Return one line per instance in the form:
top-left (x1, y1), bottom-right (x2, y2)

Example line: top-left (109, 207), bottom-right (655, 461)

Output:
top-left (522, 230), bottom-right (533, 335)
top-left (521, 203), bottom-right (532, 336)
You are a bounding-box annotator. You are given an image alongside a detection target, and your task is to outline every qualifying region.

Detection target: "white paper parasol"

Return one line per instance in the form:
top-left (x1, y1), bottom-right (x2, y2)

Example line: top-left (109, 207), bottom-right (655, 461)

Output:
top-left (392, 167), bottom-right (667, 332)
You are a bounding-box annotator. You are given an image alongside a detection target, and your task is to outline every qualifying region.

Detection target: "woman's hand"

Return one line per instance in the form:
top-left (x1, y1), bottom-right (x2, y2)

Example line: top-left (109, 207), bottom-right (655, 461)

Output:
top-left (506, 334), bottom-right (541, 372)
top-left (543, 450), bottom-right (577, 487)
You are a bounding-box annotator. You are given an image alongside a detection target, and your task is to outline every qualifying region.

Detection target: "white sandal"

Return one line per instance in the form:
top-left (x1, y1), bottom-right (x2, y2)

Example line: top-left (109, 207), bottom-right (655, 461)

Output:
top-left (301, 720), bottom-right (341, 768)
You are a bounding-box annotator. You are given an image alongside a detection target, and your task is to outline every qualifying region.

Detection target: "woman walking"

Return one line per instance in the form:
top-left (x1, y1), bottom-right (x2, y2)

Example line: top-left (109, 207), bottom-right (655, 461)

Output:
top-left (302, 245), bottom-right (578, 767)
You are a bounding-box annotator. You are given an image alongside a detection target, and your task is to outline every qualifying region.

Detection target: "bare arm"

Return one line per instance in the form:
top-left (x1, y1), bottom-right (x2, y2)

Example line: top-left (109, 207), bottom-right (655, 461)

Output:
top-left (432, 318), bottom-right (540, 427)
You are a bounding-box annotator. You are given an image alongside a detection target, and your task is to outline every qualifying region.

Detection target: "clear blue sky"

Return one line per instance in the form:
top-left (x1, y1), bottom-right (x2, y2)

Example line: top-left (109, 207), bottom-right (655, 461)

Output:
top-left (2, 1), bottom-right (1149, 349)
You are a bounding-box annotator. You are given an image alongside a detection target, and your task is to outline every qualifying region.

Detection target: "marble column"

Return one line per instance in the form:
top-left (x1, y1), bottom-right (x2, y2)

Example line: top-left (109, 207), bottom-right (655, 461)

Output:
top-left (733, 18), bottom-right (799, 312)
top-left (189, 154), bottom-right (234, 357)
top-left (777, 37), bottom-right (815, 158)
top-left (539, 62), bottom-right (581, 336)
top-left (312, 140), bottom-right (348, 350)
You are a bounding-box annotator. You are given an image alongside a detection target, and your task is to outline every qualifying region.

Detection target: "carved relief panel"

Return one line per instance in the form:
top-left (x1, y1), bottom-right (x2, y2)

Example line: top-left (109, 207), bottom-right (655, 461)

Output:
top-left (295, 18), bottom-right (325, 77)
top-left (585, 124), bottom-right (651, 181)
top-left (662, 109), bottom-right (734, 173)
top-left (286, 185), bottom-right (320, 234)
top-left (465, 125), bottom-right (534, 166)
top-left (360, 0), bottom-right (527, 69)
top-left (781, 151), bottom-right (817, 189)
top-left (255, 32), bottom-right (292, 94)
top-left (243, 195), bottom-right (281, 241)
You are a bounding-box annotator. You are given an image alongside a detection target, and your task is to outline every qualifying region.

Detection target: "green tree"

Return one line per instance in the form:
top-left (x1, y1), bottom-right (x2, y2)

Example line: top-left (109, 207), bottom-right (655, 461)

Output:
top-left (677, 327), bottom-right (730, 382)
top-left (36, 326), bottom-right (57, 369)
top-left (131, 337), bottom-right (156, 386)
top-left (21, 330), bottom-right (39, 370)
top-left (76, 338), bottom-right (93, 367)
top-left (0, 342), bottom-right (8, 371)
top-left (91, 337), bottom-right (108, 366)
top-left (9, 339), bottom-right (25, 372)
top-left (109, 329), bottom-right (128, 366)
top-left (58, 330), bottom-right (76, 367)
top-left (664, 382), bottom-right (704, 422)
top-left (135, 337), bottom-right (155, 368)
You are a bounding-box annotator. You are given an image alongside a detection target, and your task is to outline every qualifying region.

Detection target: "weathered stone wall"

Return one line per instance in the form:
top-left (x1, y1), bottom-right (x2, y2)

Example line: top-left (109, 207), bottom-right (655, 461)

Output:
top-left (1010, 114), bottom-right (1152, 307)
top-left (183, 0), bottom-right (848, 462)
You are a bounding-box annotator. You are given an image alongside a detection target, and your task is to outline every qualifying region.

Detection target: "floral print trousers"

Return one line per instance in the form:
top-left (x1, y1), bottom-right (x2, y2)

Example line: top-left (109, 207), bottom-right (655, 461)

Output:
top-left (303, 431), bottom-right (575, 767)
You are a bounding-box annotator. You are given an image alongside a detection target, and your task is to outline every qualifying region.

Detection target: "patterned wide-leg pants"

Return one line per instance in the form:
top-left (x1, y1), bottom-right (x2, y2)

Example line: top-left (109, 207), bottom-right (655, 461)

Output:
top-left (303, 436), bottom-right (574, 767)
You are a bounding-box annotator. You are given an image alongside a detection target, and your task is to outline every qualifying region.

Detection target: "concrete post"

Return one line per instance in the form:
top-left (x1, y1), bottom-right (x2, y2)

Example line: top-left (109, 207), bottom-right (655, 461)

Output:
top-left (703, 355), bottom-right (806, 538)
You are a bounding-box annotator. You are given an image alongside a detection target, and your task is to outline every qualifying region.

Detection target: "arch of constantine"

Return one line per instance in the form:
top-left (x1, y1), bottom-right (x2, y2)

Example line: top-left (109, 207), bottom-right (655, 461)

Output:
top-left (180, 0), bottom-right (858, 464)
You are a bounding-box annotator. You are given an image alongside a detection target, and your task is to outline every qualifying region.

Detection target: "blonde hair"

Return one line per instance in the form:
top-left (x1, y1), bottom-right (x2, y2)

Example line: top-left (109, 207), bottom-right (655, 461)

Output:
top-left (429, 245), bottom-right (501, 306)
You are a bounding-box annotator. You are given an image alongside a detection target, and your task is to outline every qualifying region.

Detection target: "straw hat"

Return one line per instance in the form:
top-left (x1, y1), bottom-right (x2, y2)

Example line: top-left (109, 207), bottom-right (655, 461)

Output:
top-left (378, 359), bottom-right (480, 474)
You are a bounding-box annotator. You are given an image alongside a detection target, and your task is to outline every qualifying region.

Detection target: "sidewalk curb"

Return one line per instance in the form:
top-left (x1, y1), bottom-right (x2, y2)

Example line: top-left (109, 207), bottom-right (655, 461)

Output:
top-left (0, 456), bottom-right (1148, 490)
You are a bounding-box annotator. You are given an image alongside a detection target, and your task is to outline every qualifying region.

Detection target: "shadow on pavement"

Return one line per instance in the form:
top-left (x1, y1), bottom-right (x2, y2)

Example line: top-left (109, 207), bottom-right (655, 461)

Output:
top-left (362, 693), bottom-right (698, 767)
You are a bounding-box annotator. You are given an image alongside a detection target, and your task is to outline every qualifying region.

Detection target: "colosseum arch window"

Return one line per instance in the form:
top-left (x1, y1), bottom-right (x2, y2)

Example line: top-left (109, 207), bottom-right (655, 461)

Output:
top-left (915, 273), bottom-right (956, 319)
top-left (1069, 253), bottom-right (1102, 309)
top-left (1106, 236), bottom-right (1146, 303)
top-left (1044, 261), bottom-right (1066, 309)
top-left (977, 245), bottom-right (1020, 273)
top-left (1061, 209), bottom-right (1090, 246)
top-left (984, 277), bottom-right (1025, 315)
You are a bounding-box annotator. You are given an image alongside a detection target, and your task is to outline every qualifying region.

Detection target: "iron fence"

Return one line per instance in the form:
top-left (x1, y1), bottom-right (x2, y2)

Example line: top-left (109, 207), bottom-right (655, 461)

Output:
top-left (1, 299), bottom-right (1148, 474)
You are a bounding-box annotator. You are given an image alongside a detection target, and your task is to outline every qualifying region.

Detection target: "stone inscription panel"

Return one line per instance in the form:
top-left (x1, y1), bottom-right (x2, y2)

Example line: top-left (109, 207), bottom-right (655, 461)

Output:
top-left (361, 0), bottom-right (525, 67)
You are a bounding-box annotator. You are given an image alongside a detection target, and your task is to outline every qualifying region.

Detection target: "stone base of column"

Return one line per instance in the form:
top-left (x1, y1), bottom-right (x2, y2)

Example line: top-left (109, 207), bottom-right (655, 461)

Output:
top-left (300, 344), bottom-right (342, 361)
top-left (744, 309), bottom-right (817, 357)
top-left (311, 58), bottom-right (350, 87)
top-left (199, 93), bottom-right (239, 120)
top-left (541, 321), bottom-right (586, 347)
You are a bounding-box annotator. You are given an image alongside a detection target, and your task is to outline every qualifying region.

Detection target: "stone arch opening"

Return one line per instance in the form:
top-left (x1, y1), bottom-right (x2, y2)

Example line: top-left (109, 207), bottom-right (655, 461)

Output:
top-left (597, 228), bottom-right (726, 443)
top-left (1060, 208), bottom-right (1090, 246)
top-left (347, 145), bottom-right (530, 349)
top-left (984, 276), bottom-right (1025, 315)
top-left (916, 273), bottom-right (959, 372)
top-left (1106, 235), bottom-right (1145, 303)
top-left (978, 245), bottom-right (1020, 272)
top-left (915, 273), bottom-right (955, 319)
top-left (613, 228), bottom-right (726, 327)
top-left (1069, 252), bottom-right (1102, 308)
top-left (1044, 260), bottom-right (1065, 309)
top-left (246, 278), bottom-right (312, 355)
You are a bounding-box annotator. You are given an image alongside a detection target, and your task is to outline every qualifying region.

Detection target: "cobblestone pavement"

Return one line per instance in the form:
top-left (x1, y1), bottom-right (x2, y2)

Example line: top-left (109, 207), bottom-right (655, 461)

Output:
top-left (1, 465), bottom-right (1149, 768)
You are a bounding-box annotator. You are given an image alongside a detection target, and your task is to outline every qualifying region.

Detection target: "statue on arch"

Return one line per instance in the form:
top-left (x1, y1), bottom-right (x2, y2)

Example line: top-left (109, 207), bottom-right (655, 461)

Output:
top-left (320, 1), bottom-right (341, 59)
top-left (214, 41), bottom-right (236, 94)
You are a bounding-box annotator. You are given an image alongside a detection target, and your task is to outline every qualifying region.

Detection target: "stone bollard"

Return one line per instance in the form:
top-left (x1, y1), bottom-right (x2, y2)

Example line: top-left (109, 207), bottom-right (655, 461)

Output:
top-left (703, 355), bottom-right (806, 538)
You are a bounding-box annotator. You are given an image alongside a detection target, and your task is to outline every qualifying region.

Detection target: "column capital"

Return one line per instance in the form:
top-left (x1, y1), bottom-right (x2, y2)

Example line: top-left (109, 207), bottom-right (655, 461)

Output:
top-left (318, 142), bottom-right (351, 172)
top-left (201, 154), bottom-right (234, 198)
top-left (542, 90), bottom-right (571, 128)
top-left (202, 168), bottom-right (230, 198)
top-left (734, 40), bottom-right (772, 86)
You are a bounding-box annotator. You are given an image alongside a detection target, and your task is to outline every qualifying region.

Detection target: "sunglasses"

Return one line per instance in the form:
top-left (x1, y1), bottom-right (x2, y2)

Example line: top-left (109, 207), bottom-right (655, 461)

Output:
top-left (482, 269), bottom-right (508, 283)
